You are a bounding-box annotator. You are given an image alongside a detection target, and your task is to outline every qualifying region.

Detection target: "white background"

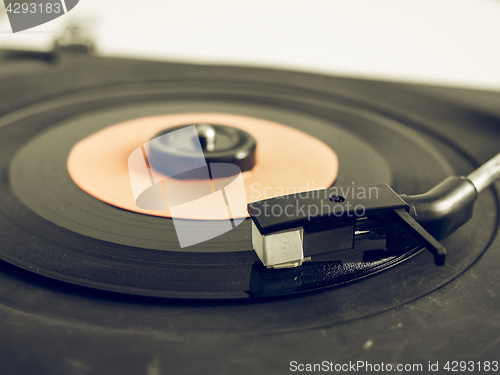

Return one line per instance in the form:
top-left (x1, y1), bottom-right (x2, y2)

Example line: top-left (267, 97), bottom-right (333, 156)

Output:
top-left (1, 0), bottom-right (499, 90)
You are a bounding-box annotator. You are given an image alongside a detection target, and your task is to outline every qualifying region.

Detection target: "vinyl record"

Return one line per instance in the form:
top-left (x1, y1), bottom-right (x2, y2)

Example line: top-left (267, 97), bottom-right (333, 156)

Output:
top-left (2, 73), bottom-right (492, 299)
top-left (1, 52), bottom-right (499, 373)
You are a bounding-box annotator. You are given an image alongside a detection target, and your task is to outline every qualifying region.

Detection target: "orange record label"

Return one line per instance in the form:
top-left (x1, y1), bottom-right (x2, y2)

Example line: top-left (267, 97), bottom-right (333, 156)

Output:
top-left (67, 113), bottom-right (338, 220)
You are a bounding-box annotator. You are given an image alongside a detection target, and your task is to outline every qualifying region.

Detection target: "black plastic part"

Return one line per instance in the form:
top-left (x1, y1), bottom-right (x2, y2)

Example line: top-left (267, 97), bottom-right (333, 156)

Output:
top-left (148, 124), bottom-right (257, 178)
top-left (303, 225), bottom-right (355, 257)
top-left (248, 184), bottom-right (408, 235)
top-left (249, 183), bottom-right (451, 265)
top-left (389, 209), bottom-right (446, 265)
top-left (400, 176), bottom-right (478, 240)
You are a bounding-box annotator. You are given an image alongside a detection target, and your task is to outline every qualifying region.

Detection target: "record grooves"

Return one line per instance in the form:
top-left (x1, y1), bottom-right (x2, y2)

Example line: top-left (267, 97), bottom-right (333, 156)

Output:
top-left (1, 79), bottom-right (492, 298)
top-left (1, 52), bottom-right (500, 373)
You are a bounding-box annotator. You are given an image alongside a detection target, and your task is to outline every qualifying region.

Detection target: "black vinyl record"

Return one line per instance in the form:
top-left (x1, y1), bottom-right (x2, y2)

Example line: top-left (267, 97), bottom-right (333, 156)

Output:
top-left (1, 50), bottom-right (500, 374)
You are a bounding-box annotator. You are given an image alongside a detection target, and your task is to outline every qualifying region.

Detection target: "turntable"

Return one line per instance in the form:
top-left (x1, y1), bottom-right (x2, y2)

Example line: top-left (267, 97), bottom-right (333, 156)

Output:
top-left (1, 29), bottom-right (500, 375)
